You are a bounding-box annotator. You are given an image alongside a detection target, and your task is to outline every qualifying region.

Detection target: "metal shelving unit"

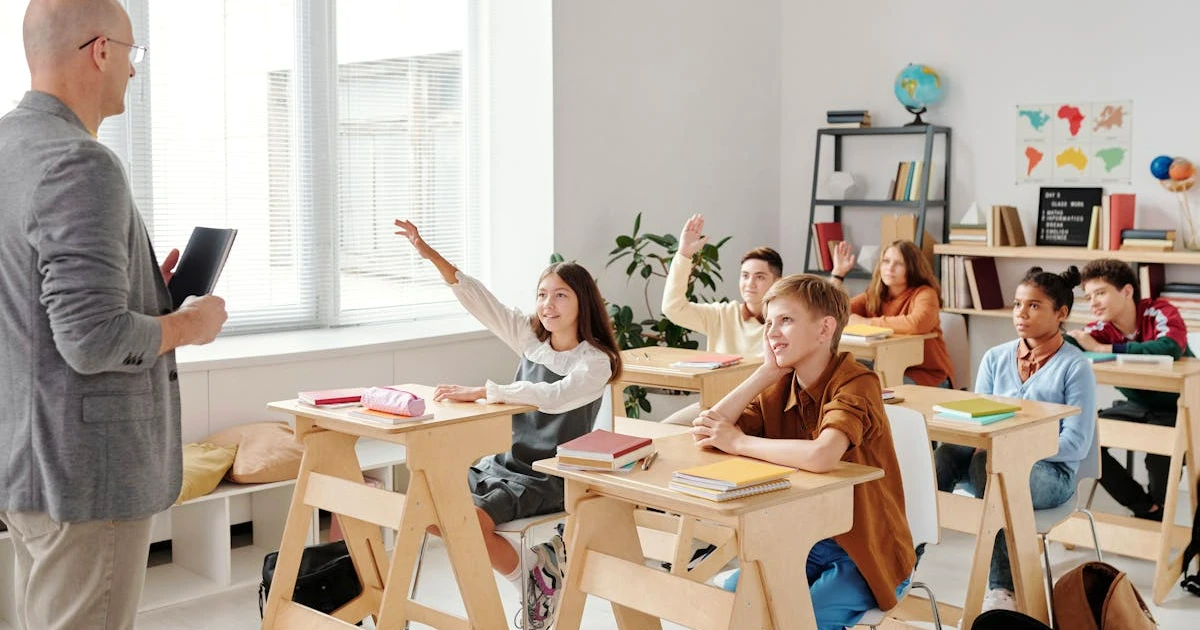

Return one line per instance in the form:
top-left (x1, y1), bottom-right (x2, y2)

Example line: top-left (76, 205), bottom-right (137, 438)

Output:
top-left (804, 125), bottom-right (952, 278)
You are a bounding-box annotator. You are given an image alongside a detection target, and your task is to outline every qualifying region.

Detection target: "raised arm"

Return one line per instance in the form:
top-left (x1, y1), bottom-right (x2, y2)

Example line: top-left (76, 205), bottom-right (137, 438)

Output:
top-left (394, 219), bottom-right (459, 284)
top-left (661, 214), bottom-right (716, 333)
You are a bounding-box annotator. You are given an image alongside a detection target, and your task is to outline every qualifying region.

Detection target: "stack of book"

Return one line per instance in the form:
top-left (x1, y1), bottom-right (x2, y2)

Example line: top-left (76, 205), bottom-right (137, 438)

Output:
top-left (949, 223), bottom-right (987, 246)
top-left (811, 221), bottom-right (843, 272)
top-left (1120, 228), bottom-right (1176, 252)
top-left (669, 353), bottom-right (743, 370)
top-left (841, 324), bottom-right (893, 341)
top-left (889, 161), bottom-right (926, 201)
top-left (299, 387), bottom-right (365, 408)
top-left (987, 205), bottom-right (1026, 247)
top-left (882, 388), bottom-right (904, 403)
top-left (1160, 282), bottom-right (1200, 321)
top-left (932, 398), bottom-right (1021, 425)
top-left (669, 458), bottom-right (795, 502)
top-left (556, 430), bottom-right (654, 472)
top-left (826, 109), bottom-right (871, 128)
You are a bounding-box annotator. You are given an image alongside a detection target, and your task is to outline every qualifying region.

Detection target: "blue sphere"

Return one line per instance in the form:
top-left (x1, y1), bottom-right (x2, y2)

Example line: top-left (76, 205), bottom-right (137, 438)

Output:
top-left (894, 64), bottom-right (944, 112)
top-left (1150, 155), bottom-right (1174, 180)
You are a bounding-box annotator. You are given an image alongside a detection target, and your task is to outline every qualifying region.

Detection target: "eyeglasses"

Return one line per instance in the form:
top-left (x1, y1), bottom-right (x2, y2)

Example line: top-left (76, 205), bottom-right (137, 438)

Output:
top-left (77, 36), bottom-right (147, 65)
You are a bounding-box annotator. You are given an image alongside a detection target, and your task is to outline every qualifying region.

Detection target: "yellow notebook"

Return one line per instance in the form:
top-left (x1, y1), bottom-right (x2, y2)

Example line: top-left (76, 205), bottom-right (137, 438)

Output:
top-left (932, 398), bottom-right (1021, 418)
top-left (672, 458), bottom-right (795, 491)
top-left (841, 324), bottom-right (894, 340)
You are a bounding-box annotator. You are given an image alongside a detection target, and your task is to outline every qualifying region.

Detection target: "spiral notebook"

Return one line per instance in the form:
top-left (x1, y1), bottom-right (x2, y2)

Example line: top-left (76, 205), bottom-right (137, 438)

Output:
top-left (668, 479), bottom-right (791, 502)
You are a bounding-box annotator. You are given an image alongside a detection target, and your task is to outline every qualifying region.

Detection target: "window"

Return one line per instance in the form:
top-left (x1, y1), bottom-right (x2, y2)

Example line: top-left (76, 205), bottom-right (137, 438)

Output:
top-left (2, 0), bottom-right (482, 334)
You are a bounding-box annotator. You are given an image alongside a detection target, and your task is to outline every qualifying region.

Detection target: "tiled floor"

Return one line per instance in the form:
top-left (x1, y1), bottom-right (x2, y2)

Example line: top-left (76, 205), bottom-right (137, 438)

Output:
top-left (135, 492), bottom-right (1200, 629)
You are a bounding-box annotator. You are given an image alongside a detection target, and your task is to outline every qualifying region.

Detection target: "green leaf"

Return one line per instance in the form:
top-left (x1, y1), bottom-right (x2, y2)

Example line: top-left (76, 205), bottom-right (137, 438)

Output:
top-left (549, 252), bottom-right (564, 264)
top-left (615, 235), bottom-right (635, 249)
top-left (714, 235), bottom-right (732, 248)
top-left (626, 260), bottom-right (638, 276)
top-left (639, 396), bottom-right (652, 413)
top-left (640, 264), bottom-right (653, 279)
top-left (607, 251), bottom-right (632, 267)
top-left (644, 233), bottom-right (673, 248)
top-left (632, 212), bottom-right (642, 236)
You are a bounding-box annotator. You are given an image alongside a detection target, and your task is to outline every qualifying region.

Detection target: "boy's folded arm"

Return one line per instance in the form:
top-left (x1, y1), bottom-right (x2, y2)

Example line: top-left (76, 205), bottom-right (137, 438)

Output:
top-left (733, 428), bottom-right (849, 473)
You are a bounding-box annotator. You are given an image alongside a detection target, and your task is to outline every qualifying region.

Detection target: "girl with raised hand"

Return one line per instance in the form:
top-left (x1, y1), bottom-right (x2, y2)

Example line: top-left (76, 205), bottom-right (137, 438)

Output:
top-left (395, 219), bottom-right (622, 629)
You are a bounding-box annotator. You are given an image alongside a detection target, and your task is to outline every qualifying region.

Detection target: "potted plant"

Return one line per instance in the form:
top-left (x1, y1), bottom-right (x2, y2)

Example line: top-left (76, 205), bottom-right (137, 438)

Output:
top-left (605, 212), bottom-right (730, 417)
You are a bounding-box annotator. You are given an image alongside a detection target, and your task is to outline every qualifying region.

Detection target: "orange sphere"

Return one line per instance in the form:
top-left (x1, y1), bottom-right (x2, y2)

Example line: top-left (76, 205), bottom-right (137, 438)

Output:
top-left (1169, 158), bottom-right (1196, 181)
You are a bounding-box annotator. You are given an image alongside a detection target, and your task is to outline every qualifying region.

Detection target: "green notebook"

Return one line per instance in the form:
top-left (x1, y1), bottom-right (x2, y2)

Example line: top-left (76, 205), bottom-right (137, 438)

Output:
top-left (1082, 351), bottom-right (1117, 363)
top-left (932, 398), bottom-right (1021, 418)
top-left (934, 411), bottom-right (1016, 425)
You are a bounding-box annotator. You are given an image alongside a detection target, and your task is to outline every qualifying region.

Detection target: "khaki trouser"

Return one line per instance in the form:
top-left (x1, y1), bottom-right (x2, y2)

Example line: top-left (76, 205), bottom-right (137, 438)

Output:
top-left (0, 511), bottom-right (153, 630)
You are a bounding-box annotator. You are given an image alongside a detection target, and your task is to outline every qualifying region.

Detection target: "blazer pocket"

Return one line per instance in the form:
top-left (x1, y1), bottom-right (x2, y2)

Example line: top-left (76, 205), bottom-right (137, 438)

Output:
top-left (81, 391), bottom-right (156, 424)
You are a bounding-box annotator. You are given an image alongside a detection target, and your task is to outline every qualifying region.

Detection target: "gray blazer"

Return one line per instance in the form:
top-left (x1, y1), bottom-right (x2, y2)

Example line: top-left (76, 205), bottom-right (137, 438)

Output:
top-left (0, 92), bottom-right (181, 522)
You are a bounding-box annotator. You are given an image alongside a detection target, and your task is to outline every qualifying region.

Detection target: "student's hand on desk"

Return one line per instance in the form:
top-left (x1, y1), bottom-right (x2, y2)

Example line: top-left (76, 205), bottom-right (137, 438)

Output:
top-left (677, 213), bottom-right (708, 258)
top-left (433, 384), bottom-right (486, 403)
top-left (831, 241), bottom-right (856, 277)
top-left (1066, 329), bottom-right (1101, 351)
top-left (160, 248), bottom-right (180, 285)
top-left (691, 412), bottom-right (745, 454)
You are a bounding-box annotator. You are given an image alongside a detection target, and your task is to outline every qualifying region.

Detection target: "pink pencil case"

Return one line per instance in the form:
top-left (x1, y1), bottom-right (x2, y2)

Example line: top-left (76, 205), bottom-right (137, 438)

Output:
top-left (361, 387), bottom-right (426, 417)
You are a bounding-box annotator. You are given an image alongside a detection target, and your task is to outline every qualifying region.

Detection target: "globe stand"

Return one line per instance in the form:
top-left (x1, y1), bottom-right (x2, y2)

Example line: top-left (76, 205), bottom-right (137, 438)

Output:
top-left (904, 106), bottom-right (929, 127)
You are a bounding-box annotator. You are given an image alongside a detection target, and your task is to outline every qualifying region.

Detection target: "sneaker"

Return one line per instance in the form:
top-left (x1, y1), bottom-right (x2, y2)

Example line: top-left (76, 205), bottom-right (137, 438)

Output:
top-left (521, 535), bottom-right (567, 629)
top-left (981, 587), bottom-right (1017, 613)
top-left (711, 567), bottom-right (740, 592)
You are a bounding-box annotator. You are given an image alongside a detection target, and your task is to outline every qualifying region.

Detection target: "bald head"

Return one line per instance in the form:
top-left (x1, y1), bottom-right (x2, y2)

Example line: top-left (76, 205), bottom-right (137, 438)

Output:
top-left (24, 0), bottom-right (128, 71)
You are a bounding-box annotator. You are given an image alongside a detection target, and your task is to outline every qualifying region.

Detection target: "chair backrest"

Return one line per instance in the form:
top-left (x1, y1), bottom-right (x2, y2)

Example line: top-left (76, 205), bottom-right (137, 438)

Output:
top-left (939, 311), bottom-right (970, 389)
top-left (1076, 408), bottom-right (1101, 482)
top-left (885, 405), bottom-right (939, 546)
top-left (594, 387), bottom-right (613, 431)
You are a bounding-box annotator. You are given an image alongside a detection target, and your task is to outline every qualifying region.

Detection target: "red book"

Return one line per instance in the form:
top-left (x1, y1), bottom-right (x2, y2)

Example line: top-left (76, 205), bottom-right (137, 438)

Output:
top-left (1108, 193), bottom-right (1136, 251)
top-left (812, 222), bottom-right (844, 271)
top-left (298, 387), bottom-right (365, 406)
top-left (669, 352), bottom-right (743, 369)
top-left (557, 430), bottom-right (653, 461)
top-left (964, 257), bottom-right (1005, 310)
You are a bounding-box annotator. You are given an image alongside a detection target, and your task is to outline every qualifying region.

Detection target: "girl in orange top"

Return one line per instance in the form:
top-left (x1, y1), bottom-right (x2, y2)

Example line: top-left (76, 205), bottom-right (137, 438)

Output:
top-left (830, 239), bottom-right (955, 388)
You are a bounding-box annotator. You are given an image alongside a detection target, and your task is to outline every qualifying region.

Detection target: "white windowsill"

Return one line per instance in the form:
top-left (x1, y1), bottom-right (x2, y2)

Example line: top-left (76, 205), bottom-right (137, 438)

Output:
top-left (174, 315), bottom-right (489, 372)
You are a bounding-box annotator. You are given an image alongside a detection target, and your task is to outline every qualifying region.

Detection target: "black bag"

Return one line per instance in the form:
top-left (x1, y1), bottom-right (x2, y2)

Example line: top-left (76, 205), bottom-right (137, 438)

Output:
top-left (1183, 476), bottom-right (1200, 596)
top-left (258, 540), bottom-right (363, 619)
top-left (969, 610), bottom-right (1051, 629)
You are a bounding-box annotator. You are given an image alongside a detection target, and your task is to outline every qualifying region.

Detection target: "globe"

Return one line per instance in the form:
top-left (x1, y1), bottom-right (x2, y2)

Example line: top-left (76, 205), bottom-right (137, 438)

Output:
top-left (894, 63), bottom-right (944, 126)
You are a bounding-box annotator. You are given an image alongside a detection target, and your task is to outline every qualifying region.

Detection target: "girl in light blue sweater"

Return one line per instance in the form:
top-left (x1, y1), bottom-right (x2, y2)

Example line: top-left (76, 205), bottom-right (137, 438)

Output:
top-left (933, 266), bottom-right (1096, 613)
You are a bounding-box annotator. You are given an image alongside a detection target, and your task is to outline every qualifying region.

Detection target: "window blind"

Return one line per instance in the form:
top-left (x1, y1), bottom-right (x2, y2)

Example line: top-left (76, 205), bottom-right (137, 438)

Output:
top-left (75, 0), bottom-right (480, 334)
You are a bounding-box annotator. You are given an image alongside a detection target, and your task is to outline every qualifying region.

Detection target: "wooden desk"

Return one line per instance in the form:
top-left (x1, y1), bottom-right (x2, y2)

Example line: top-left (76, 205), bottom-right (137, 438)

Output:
top-left (892, 384), bottom-right (1078, 629)
top-left (260, 386), bottom-right (535, 630)
top-left (1048, 359), bottom-right (1200, 604)
top-left (613, 347), bottom-right (762, 410)
top-left (839, 333), bottom-right (932, 388)
top-left (533, 433), bottom-right (882, 630)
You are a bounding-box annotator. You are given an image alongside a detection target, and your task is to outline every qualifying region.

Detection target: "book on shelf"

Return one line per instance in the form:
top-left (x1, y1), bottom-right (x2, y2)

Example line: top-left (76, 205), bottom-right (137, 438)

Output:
top-left (964, 256), bottom-right (1005, 310)
top-left (826, 109), bottom-right (869, 117)
top-left (932, 411), bottom-right (1016, 425)
top-left (907, 161), bottom-right (925, 201)
top-left (672, 458), bottom-right (795, 492)
top-left (668, 478), bottom-right (791, 502)
top-left (826, 121), bottom-right (872, 128)
top-left (1122, 228), bottom-right (1177, 241)
top-left (299, 387), bottom-right (366, 407)
top-left (1120, 238), bottom-right (1174, 251)
top-left (348, 407), bottom-right (433, 424)
top-left (841, 324), bottom-right (894, 341)
top-left (1107, 193), bottom-right (1136, 251)
top-left (1162, 283), bottom-right (1200, 294)
top-left (669, 352), bottom-right (744, 369)
top-left (557, 430), bottom-right (653, 460)
top-left (932, 398), bottom-right (1021, 418)
top-left (811, 222), bottom-right (843, 272)
top-left (1087, 206), bottom-right (1101, 249)
top-left (1082, 351), bottom-right (1117, 363)
top-left (1139, 263), bottom-right (1165, 300)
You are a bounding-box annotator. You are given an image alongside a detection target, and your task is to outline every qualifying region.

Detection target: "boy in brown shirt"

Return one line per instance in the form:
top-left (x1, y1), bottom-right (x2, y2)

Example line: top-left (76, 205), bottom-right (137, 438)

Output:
top-left (692, 274), bottom-right (916, 629)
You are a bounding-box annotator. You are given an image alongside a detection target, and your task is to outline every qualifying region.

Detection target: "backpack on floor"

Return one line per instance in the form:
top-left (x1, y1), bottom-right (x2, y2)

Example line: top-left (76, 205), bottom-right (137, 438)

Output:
top-left (258, 540), bottom-right (363, 620)
top-left (1182, 476), bottom-right (1200, 596)
top-left (969, 610), bottom-right (1051, 629)
top-left (1052, 561), bottom-right (1155, 630)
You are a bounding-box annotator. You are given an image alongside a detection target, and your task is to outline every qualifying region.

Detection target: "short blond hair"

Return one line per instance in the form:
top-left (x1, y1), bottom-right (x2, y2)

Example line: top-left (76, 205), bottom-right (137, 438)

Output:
top-left (763, 274), bottom-right (849, 352)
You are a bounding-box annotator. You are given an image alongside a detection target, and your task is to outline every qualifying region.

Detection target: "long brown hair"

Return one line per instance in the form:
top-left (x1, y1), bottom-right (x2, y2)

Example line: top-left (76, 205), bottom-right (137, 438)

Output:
top-left (530, 262), bottom-right (623, 383)
top-left (865, 240), bottom-right (942, 315)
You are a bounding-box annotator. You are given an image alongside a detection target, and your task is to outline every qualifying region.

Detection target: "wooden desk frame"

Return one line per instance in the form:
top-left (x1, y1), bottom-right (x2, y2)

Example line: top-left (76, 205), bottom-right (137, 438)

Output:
top-left (892, 385), bottom-right (1077, 629)
top-left (839, 333), bottom-right (932, 388)
top-left (534, 433), bottom-right (882, 630)
top-left (260, 390), bottom-right (534, 630)
top-left (1047, 361), bottom-right (1200, 604)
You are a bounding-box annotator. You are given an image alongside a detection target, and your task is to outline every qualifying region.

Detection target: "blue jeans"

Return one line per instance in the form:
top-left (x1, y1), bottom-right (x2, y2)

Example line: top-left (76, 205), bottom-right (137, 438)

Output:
top-left (716, 539), bottom-right (910, 630)
top-left (933, 444), bottom-right (1076, 590)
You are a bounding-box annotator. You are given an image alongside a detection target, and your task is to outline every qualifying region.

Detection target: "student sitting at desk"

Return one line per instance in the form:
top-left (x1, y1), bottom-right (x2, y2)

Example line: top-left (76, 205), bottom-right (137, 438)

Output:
top-left (660, 213), bottom-right (783, 425)
top-left (690, 274), bottom-right (915, 630)
top-left (395, 220), bottom-right (622, 629)
top-left (1066, 258), bottom-right (1193, 522)
top-left (830, 239), bottom-right (955, 388)
top-left (935, 266), bottom-right (1096, 613)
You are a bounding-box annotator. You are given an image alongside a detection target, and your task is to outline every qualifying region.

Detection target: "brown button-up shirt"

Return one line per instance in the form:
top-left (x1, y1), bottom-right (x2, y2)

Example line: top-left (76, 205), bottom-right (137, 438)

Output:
top-left (1017, 335), bottom-right (1064, 382)
top-left (735, 352), bottom-right (915, 610)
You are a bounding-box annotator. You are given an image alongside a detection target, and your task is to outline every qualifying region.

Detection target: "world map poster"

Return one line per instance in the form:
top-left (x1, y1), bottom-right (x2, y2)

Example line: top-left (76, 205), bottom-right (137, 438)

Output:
top-left (1015, 100), bottom-right (1132, 185)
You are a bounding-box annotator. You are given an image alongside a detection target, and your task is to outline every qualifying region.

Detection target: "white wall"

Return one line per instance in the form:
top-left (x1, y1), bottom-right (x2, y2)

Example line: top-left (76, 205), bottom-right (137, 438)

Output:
top-left (782, 0), bottom-right (1200, 382)
top-left (553, 0), bottom-right (783, 313)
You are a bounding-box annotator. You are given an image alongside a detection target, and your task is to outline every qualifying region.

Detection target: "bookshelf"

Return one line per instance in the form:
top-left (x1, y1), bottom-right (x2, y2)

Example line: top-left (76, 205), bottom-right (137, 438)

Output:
top-left (805, 125), bottom-right (952, 279)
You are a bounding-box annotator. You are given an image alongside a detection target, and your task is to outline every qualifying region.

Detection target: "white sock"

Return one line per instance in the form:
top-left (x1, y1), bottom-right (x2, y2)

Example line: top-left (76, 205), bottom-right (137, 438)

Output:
top-left (501, 538), bottom-right (540, 591)
top-left (502, 562), bottom-right (524, 592)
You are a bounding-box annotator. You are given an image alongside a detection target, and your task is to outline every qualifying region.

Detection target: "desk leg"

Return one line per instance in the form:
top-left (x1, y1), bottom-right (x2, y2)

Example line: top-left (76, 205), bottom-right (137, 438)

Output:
top-left (1152, 402), bottom-right (1194, 604)
top-left (986, 427), bottom-right (1056, 627)
top-left (263, 426), bottom-right (387, 628)
top-left (557, 488), bottom-right (663, 630)
top-left (742, 486), bottom-right (855, 630)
